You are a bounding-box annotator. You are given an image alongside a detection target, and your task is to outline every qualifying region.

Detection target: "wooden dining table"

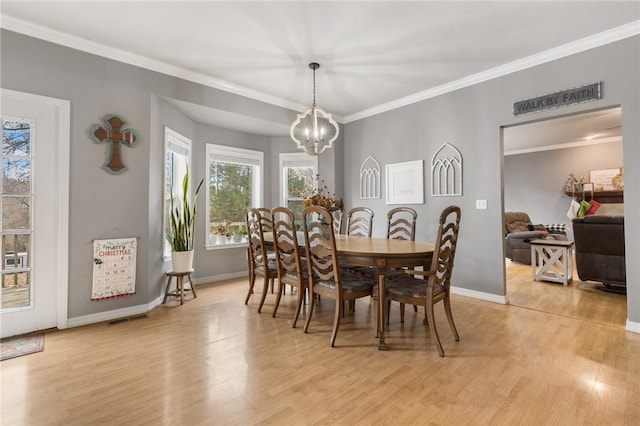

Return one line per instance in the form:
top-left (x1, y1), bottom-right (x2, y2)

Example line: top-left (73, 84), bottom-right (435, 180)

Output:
top-left (264, 232), bottom-right (435, 350)
top-left (333, 235), bottom-right (435, 350)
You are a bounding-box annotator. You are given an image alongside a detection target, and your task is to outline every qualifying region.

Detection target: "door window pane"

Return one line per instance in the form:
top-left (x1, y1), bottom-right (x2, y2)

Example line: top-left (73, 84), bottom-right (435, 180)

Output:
top-left (2, 196), bottom-right (30, 230)
top-left (2, 117), bottom-right (33, 311)
top-left (2, 159), bottom-right (31, 194)
top-left (1, 272), bottom-right (31, 309)
top-left (2, 120), bottom-right (30, 156)
top-left (3, 234), bottom-right (30, 269)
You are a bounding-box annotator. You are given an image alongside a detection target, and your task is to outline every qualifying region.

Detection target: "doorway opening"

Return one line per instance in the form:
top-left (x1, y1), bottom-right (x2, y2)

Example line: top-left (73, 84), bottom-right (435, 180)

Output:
top-left (502, 106), bottom-right (626, 327)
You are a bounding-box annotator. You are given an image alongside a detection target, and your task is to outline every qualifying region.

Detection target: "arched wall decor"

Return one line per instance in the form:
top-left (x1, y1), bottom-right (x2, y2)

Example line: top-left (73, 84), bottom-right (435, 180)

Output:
top-left (360, 155), bottom-right (381, 199)
top-left (431, 143), bottom-right (463, 196)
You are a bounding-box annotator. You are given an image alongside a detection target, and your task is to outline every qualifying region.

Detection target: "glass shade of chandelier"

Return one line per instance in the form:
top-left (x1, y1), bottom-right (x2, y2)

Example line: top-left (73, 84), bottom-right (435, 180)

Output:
top-left (290, 62), bottom-right (339, 156)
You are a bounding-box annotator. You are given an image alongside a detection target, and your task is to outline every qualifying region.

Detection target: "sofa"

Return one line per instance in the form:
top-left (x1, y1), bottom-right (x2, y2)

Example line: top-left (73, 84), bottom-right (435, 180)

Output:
top-left (572, 215), bottom-right (625, 292)
top-left (504, 212), bottom-right (568, 264)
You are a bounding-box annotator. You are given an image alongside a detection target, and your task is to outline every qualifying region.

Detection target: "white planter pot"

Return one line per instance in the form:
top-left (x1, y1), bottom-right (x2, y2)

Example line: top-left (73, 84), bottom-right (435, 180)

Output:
top-left (171, 250), bottom-right (194, 273)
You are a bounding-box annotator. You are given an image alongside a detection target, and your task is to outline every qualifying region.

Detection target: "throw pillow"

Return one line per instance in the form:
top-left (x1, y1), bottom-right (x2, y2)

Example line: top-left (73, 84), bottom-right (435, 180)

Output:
top-left (577, 200), bottom-right (592, 217)
top-left (527, 224), bottom-right (547, 231)
top-left (586, 199), bottom-right (601, 215)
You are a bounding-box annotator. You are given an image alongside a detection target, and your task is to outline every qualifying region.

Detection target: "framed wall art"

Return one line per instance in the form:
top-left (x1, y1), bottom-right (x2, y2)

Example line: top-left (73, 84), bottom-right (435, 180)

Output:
top-left (589, 168), bottom-right (621, 191)
top-left (385, 160), bottom-right (424, 205)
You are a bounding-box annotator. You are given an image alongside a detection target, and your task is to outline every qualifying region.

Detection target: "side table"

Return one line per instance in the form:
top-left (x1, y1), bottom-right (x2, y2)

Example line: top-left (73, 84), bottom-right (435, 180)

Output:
top-left (530, 239), bottom-right (574, 286)
top-left (162, 270), bottom-right (197, 305)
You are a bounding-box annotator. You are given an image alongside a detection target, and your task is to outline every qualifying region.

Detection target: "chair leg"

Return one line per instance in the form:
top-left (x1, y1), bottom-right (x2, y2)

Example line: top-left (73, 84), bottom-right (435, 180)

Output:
top-left (426, 302), bottom-right (444, 357)
top-left (331, 298), bottom-right (343, 347)
top-left (257, 276), bottom-right (270, 313)
top-left (187, 273), bottom-right (197, 299)
top-left (303, 289), bottom-right (316, 333)
top-left (443, 296), bottom-right (460, 341)
top-left (400, 302), bottom-right (405, 323)
top-left (386, 299), bottom-right (391, 325)
top-left (244, 270), bottom-right (256, 305)
top-left (178, 276), bottom-right (184, 305)
top-left (272, 279), bottom-right (284, 318)
top-left (292, 284), bottom-right (305, 328)
top-left (162, 275), bottom-right (172, 304)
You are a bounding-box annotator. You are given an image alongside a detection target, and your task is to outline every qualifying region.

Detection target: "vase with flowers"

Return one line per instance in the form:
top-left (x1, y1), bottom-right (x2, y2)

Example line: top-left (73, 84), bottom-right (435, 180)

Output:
top-left (304, 175), bottom-right (344, 212)
top-left (303, 175), bottom-right (344, 229)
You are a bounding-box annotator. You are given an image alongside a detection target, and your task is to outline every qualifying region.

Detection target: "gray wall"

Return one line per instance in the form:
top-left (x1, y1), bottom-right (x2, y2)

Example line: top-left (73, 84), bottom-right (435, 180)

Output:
top-left (504, 141), bottom-right (623, 233)
top-left (343, 36), bottom-right (639, 323)
top-left (2, 29), bottom-right (638, 326)
top-left (1, 30), bottom-right (294, 319)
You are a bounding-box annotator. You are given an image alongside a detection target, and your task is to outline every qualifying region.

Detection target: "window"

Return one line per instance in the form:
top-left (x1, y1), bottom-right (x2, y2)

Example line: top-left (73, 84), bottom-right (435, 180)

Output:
top-left (279, 153), bottom-right (317, 222)
top-left (206, 144), bottom-right (263, 247)
top-left (1, 117), bottom-right (33, 309)
top-left (164, 127), bottom-right (192, 259)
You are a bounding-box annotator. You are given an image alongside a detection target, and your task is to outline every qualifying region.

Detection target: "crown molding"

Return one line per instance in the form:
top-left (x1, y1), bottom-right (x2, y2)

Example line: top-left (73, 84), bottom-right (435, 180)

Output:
top-left (343, 20), bottom-right (640, 123)
top-left (0, 15), bottom-right (310, 115)
top-left (504, 136), bottom-right (622, 156)
top-left (2, 15), bottom-right (636, 124)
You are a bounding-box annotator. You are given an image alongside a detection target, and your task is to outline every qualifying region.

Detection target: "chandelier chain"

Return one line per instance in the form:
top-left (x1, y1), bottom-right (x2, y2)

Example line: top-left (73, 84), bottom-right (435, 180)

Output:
top-left (312, 67), bottom-right (317, 107)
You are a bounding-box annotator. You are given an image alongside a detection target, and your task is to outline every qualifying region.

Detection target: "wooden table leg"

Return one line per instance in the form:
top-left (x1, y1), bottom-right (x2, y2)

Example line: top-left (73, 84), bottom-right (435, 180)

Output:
top-left (377, 258), bottom-right (388, 351)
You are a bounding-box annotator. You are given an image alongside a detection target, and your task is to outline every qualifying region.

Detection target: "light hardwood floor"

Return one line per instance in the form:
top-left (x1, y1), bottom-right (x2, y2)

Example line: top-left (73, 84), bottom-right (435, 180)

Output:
top-left (1, 266), bottom-right (638, 425)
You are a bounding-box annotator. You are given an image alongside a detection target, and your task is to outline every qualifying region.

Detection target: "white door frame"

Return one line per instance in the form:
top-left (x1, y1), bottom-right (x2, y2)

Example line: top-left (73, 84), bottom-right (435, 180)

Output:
top-left (1, 88), bottom-right (70, 332)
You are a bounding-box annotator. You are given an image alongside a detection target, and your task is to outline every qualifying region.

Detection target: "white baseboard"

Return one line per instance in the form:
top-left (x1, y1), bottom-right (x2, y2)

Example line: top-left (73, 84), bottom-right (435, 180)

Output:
top-left (451, 286), bottom-right (508, 304)
top-left (192, 271), bottom-right (248, 286)
top-left (66, 294), bottom-right (164, 328)
top-left (626, 319), bottom-right (640, 334)
top-left (64, 272), bottom-right (247, 329)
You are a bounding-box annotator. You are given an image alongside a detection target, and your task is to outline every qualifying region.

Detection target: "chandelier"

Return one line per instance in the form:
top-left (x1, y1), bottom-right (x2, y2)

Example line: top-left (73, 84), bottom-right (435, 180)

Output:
top-left (290, 62), bottom-right (340, 156)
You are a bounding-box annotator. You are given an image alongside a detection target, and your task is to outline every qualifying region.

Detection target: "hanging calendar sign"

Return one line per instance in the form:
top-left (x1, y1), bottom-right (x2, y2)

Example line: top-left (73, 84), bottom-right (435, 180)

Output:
top-left (92, 237), bottom-right (137, 300)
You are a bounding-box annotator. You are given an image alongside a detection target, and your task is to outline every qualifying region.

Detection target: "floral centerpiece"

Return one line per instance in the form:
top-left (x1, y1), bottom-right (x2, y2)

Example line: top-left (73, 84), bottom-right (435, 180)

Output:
top-left (304, 175), bottom-right (344, 212)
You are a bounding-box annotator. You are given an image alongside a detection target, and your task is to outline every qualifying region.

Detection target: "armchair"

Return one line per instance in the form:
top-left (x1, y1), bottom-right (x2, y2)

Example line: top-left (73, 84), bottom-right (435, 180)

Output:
top-left (504, 212), bottom-right (567, 264)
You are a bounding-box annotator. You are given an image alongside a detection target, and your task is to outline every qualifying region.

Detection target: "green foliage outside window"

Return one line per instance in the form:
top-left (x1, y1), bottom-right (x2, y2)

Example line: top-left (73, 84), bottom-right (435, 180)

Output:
top-left (209, 162), bottom-right (253, 236)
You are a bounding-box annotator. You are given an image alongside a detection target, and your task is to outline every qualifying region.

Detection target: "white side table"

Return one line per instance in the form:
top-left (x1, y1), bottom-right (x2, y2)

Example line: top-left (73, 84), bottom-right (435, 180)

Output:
top-left (530, 239), bottom-right (574, 286)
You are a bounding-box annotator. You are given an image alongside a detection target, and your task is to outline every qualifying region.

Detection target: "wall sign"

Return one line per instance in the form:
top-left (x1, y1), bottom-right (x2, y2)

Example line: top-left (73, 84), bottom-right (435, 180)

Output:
top-left (513, 82), bottom-right (601, 116)
top-left (92, 237), bottom-right (137, 300)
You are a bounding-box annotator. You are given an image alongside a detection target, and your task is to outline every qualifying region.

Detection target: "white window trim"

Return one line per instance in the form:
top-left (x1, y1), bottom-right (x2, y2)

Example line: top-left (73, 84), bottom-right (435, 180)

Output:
top-left (163, 127), bottom-right (192, 261)
top-left (205, 144), bottom-right (264, 250)
top-left (279, 153), bottom-right (318, 206)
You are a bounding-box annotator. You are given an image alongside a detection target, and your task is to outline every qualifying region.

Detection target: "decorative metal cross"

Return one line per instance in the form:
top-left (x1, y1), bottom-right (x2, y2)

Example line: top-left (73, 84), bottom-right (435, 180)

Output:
top-left (90, 114), bottom-right (138, 174)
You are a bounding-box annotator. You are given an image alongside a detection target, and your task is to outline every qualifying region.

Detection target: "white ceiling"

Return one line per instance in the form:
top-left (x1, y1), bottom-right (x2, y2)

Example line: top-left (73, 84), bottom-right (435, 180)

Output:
top-left (1, 1), bottom-right (638, 144)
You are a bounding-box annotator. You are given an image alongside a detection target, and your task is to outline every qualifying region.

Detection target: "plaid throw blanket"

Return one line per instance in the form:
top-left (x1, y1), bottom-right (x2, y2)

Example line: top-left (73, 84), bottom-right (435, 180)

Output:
top-left (545, 224), bottom-right (568, 234)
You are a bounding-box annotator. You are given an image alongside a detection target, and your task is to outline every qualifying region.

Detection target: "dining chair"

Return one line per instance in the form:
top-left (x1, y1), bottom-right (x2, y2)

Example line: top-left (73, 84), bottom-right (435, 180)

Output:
top-left (346, 207), bottom-right (374, 237)
top-left (332, 208), bottom-right (344, 235)
top-left (302, 206), bottom-right (376, 347)
top-left (385, 207), bottom-right (418, 323)
top-left (386, 207), bottom-right (417, 241)
top-left (271, 207), bottom-right (307, 327)
top-left (244, 208), bottom-right (278, 313)
top-left (256, 207), bottom-right (277, 293)
top-left (384, 205), bottom-right (461, 356)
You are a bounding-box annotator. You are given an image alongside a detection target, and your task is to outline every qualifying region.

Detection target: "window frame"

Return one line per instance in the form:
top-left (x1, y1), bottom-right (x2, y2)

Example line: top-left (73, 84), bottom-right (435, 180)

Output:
top-left (163, 127), bottom-right (192, 261)
top-left (205, 144), bottom-right (263, 250)
top-left (279, 153), bottom-right (318, 211)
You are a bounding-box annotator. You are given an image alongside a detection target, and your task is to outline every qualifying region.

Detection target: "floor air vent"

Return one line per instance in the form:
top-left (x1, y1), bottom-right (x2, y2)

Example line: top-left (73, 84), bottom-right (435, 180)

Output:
top-left (108, 314), bottom-right (148, 325)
